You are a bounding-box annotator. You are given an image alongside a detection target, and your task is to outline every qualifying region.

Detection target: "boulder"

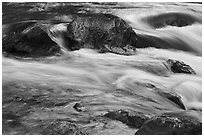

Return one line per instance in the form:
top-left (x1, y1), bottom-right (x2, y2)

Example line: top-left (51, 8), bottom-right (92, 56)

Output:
top-left (66, 13), bottom-right (138, 55)
top-left (166, 59), bottom-right (196, 74)
top-left (3, 21), bottom-right (60, 57)
top-left (135, 113), bottom-right (202, 135)
top-left (104, 110), bottom-right (150, 128)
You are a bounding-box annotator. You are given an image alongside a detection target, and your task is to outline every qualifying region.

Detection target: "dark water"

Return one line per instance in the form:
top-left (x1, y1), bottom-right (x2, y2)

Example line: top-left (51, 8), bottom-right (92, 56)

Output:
top-left (2, 2), bottom-right (202, 134)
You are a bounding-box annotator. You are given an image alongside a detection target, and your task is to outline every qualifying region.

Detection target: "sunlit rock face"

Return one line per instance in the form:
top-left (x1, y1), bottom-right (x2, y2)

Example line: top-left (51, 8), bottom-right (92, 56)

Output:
top-left (66, 13), bottom-right (138, 55)
top-left (2, 21), bottom-right (61, 57)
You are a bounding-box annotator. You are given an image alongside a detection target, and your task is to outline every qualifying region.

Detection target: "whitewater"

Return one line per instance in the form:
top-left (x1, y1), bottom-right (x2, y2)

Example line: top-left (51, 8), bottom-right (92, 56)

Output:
top-left (2, 2), bottom-right (202, 135)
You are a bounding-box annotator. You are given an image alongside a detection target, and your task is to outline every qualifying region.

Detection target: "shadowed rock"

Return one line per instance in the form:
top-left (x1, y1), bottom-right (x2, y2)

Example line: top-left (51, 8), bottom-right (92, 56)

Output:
top-left (166, 59), bottom-right (196, 74)
top-left (3, 21), bottom-right (61, 57)
top-left (135, 113), bottom-right (202, 135)
top-left (104, 110), bottom-right (150, 128)
top-left (66, 13), bottom-right (138, 55)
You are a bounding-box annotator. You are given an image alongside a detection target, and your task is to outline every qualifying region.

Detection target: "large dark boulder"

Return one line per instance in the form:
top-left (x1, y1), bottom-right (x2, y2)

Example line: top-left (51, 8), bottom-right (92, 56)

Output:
top-left (166, 59), bottom-right (196, 74)
top-left (66, 13), bottom-right (138, 55)
top-left (3, 21), bottom-right (61, 57)
top-left (104, 110), bottom-right (150, 128)
top-left (135, 113), bottom-right (202, 135)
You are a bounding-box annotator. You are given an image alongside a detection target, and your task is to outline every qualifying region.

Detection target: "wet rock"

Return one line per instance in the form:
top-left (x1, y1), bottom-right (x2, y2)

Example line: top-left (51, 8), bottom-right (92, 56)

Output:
top-left (156, 89), bottom-right (185, 110)
top-left (166, 59), bottom-right (196, 74)
top-left (66, 13), bottom-right (138, 55)
top-left (3, 21), bottom-right (60, 57)
top-left (73, 103), bottom-right (85, 112)
top-left (104, 110), bottom-right (150, 128)
top-left (42, 119), bottom-right (84, 135)
top-left (135, 114), bottom-right (202, 135)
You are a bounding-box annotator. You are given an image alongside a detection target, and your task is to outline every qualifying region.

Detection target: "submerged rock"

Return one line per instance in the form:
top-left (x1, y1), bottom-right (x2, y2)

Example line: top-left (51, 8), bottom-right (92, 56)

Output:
top-left (42, 119), bottom-right (84, 135)
top-left (3, 21), bottom-right (60, 57)
top-left (144, 12), bottom-right (201, 28)
top-left (66, 13), bottom-right (138, 55)
top-left (135, 113), bottom-right (202, 135)
top-left (104, 110), bottom-right (150, 128)
top-left (166, 59), bottom-right (196, 74)
top-left (156, 89), bottom-right (185, 110)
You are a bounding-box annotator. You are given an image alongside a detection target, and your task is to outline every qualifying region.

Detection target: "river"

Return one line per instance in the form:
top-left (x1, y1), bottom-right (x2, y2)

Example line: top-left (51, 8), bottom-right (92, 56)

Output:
top-left (2, 2), bottom-right (202, 135)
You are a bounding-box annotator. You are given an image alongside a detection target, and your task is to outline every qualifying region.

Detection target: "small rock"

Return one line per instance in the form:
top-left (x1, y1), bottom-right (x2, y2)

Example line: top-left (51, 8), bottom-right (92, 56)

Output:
top-left (166, 59), bottom-right (196, 74)
top-left (73, 103), bottom-right (85, 112)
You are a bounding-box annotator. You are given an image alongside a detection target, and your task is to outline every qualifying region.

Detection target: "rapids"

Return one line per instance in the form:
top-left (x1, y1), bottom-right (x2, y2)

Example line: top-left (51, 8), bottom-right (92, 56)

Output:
top-left (2, 2), bottom-right (202, 135)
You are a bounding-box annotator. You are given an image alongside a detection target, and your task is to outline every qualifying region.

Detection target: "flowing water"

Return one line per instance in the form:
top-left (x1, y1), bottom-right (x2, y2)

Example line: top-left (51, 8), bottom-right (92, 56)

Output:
top-left (2, 2), bottom-right (202, 134)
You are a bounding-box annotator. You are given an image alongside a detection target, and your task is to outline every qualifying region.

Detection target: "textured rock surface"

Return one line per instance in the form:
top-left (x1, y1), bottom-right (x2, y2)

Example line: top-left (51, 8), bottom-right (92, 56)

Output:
top-left (3, 22), bottom-right (60, 57)
top-left (166, 59), bottom-right (196, 74)
top-left (42, 119), bottom-right (84, 135)
top-left (135, 114), bottom-right (202, 135)
top-left (104, 110), bottom-right (150, 128)
top-left (66, 13), bottom-right (138, 55)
